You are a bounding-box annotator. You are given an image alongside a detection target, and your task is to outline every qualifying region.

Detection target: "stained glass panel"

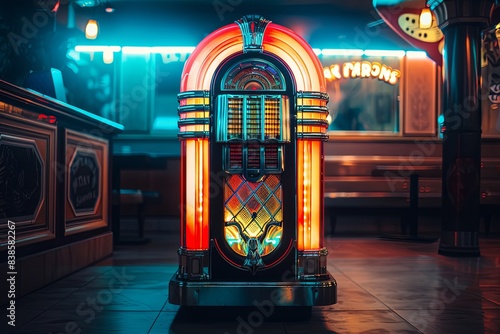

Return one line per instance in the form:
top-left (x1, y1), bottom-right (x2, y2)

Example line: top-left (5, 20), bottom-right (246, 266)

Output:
top-left (224, 174), bottom-right (283, 257)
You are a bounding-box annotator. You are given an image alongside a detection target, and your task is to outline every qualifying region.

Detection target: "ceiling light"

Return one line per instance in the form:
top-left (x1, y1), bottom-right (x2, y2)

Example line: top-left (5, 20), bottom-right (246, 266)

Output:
top-left (419, 5), bottom-right (432, 29)
top-left (85, 19), bottom-right (99, 40)
top-left (74, 0), bottom-right (102, 7)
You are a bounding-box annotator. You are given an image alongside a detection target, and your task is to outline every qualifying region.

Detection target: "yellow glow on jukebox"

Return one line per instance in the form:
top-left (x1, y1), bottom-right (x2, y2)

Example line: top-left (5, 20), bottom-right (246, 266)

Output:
top-left (178, 91), bottom-right (210, 250)
top-left (183, 138), bottom-right (210, 250)
top-left (297, 140), bottom-right (322, 250)
top-left (296, 91), bottom-right (328, 251)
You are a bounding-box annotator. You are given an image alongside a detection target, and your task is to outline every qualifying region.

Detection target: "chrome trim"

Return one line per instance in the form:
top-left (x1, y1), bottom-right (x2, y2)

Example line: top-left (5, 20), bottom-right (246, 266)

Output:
top-left (297, 91), bottom-right (329, 101)
top-left (300, 248), bottom-right (328, 257)
top-left (168, 273), bottom-right (337, 306)
top-left (178, 90), bottom-right (210, 100)
top-left (176, 248), bottom-right (209, 280)
top-left (296, 133), bottom-right (329, 140)
top-left (297, 106), bottom-right (329, 113)
top-left (235, 15), bottom-right (271, 52)
top-left (177, 132), bottom-right (210, 139)
top-left (296, 119), bottom-right (330, 126)
top-left (297, 248), bottom-right (329, 280)
top-left (177, 105), bottom-right (210, 113)
top-left (178, 118), bottom-right (210, 126)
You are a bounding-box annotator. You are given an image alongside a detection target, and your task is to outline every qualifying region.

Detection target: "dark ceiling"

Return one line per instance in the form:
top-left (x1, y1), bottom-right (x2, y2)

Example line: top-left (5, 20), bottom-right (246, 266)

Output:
top-left (102, 0), bottom-right (375, 12)
top-left (66, 0), bottom-right (416, 49)
top-left (0, 0), bottom-right (417, 50)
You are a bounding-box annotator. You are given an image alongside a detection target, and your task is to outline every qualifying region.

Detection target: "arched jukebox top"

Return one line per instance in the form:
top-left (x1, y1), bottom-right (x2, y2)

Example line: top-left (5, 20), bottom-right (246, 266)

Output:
top-left (177, 15), bottom-right (330, 276)
top-left (179, 15), bottom-right (327, 92)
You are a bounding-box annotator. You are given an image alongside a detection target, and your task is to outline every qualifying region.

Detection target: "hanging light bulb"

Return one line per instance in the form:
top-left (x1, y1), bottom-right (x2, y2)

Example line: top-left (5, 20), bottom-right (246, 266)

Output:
top-left (103, 49), bottom-right (114, 64)
top-left (85, 19), bottom-right (99, 39)
top-left (419, 4), bottom-right (432, 29)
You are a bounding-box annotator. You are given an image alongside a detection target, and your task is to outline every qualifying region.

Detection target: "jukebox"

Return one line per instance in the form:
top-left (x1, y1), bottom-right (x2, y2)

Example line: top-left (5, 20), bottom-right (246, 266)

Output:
top-left (169, 15), bottom-right (337, 307)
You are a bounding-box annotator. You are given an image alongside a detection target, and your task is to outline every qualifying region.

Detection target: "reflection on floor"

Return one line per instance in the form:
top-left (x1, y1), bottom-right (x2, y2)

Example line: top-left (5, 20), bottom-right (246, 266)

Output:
top-left (3, 218), bottom-right (500, 334)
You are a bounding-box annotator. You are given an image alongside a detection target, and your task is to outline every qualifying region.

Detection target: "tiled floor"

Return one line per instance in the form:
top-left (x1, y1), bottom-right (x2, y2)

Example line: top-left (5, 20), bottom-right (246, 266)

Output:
top-left (3, 220), bottom-right (500, 334)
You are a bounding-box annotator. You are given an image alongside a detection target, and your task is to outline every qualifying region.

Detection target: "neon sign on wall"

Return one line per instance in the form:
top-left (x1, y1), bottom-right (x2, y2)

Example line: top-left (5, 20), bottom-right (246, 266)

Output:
top-left (323, 61), bottom-right (401, 85)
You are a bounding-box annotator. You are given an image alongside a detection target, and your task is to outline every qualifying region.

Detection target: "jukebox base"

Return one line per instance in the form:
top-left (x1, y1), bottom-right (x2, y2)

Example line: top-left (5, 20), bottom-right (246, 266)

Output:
top-left (168, 273), bottom-right (337, 306)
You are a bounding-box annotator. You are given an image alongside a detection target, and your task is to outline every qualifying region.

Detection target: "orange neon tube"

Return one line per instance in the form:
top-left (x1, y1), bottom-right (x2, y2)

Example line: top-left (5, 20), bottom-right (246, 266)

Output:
top-left (297, 139), bottom-right (322, 250)
top-left (183, 138), bottom-right (210, 250)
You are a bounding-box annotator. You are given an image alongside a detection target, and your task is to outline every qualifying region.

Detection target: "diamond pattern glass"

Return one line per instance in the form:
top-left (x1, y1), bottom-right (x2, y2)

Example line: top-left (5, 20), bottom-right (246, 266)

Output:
top-left (224, 174), bottom-right (283, 256)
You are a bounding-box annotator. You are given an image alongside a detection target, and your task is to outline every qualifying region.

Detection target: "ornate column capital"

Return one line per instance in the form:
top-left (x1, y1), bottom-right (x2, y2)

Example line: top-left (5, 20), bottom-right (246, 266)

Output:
top-left (428, 0), bottom-right (494, 29)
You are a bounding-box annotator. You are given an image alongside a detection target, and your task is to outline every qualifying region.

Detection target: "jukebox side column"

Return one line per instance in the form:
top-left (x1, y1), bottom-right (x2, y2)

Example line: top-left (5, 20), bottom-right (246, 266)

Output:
top-left (177, 91), bottom-right (211, 278)
top-left (296, 91), bottom-right (330, 279)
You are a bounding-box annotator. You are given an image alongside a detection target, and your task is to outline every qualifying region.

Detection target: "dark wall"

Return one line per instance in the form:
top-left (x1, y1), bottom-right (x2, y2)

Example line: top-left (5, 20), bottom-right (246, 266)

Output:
top-left (0, 1), bottom-right (69, 85)
top-left (120, 157), bottom-right (181, 217)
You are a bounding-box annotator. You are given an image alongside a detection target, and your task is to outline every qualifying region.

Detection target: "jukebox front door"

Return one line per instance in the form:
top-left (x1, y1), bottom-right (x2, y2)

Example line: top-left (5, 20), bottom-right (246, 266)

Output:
top-left (210, 54), bottom-right (297, 280)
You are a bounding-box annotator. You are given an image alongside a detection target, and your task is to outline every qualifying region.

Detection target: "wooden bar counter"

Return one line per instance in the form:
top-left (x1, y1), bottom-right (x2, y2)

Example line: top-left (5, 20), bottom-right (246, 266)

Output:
top-left (0, 80), bottom-right (123, 302)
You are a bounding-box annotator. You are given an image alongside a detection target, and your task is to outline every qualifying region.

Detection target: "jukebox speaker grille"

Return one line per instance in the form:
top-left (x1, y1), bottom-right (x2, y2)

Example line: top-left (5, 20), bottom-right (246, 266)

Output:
top-left (217, 94), bottom-right (288, 179)
top-left (228, 98), bottom-right (243, 139)
top-left (229, 144), bottom-right (243, 169)
top-left (264, 98), bottom-right (280, 139)
top-left (264, 145), bottom-right (278, 169)
top-left (247, 144), bottom-right (260, 169)
top-left (246, 98), bottom-right (262, 139)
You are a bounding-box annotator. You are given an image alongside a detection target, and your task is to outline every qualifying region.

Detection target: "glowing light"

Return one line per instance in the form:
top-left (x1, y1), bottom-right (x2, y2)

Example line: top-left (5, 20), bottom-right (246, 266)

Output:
top-left (363, 50), bottom-right (405, 57)
top-left (323, 61), bottom-right (401, 85)
top-left (406, 51), bottom-right (428, 58)
top-left (297, 140), bottom-right (322, 251)
top-left (419, 7), bottom-right (433, 29)
top-left (103, 49), bottom-right (114, 64)
top-left (321, 49), bottom-right (364, 56)
top-left (180, 23), bottom-right (327, 92)
top-left (122, 46), bottom-right (152, 54)
top-left (37, 114), bottom-right (57, 124)
top-left (75, 45), bottom-right (120, 52)
top-left (183, 138), bottom-right (209, 250)
top-left (150, 46), bottom-right (196, 54)
top-left (52, 1), bottom-right (60, 12)
top-left (85, 19), bottom-right (98, 40)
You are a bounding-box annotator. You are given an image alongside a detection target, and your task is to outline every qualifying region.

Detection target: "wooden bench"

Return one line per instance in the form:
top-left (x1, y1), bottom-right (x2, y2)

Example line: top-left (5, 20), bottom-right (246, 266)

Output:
top-left (324, 162), bottom-right (500, 237)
